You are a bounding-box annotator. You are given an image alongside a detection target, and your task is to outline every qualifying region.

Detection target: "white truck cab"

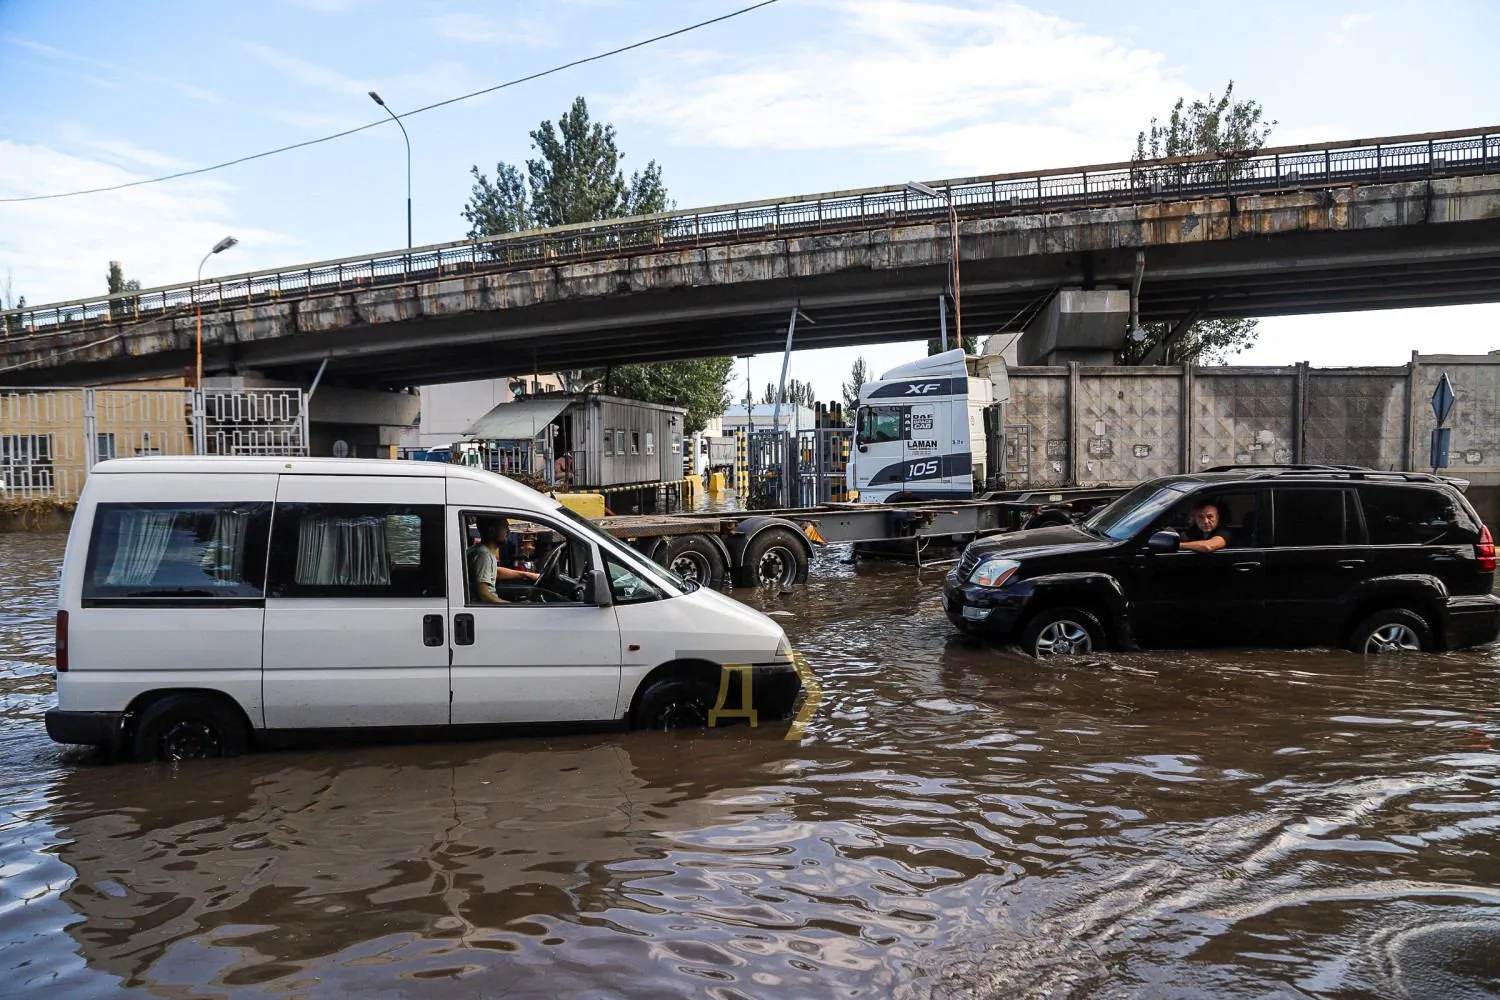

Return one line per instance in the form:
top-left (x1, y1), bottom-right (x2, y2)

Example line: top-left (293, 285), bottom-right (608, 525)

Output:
top-left (47, 457), bottom-right (801, 761)
top-left (847, 349), bottom-right (1007, 503)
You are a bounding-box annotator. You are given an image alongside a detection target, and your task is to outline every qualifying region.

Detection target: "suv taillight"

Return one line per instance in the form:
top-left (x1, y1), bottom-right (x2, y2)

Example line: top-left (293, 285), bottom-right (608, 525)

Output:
top-left (1476, 526), bottom-right (1496, 572)
top-left (55, 610), bottom-right (68, 673)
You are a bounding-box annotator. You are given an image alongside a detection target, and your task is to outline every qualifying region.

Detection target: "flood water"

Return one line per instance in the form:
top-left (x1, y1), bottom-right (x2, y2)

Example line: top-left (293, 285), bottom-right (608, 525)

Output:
top-left (3, 531), bottom-right (1499, 999)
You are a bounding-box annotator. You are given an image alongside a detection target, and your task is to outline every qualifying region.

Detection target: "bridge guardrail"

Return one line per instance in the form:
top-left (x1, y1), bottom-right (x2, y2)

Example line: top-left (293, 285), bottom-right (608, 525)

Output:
top-left (4, 128), bottom-right (1497, 341)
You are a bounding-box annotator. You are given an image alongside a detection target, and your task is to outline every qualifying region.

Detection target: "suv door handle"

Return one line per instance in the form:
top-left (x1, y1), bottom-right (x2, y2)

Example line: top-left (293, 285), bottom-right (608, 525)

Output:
top-left (1338, 559), bottom-right (1366, 570)
top-left (422, 614), bottom-right (444, 647)
top-left (1232, 562), bottom-right (1260, 572)
top-left (453, 613), bottom-right (474, 646)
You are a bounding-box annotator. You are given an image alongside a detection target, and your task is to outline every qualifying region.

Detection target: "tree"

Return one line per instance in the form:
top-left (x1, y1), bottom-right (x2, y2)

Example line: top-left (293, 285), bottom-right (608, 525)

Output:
top-left (760, 378), bottom-right (817, 409)
top-left (2, 269), bottom-right (23, 309)
top-left (600, 357), bottom-right (735, 435)
top-left (1124, 82), bottom-right (1274, 365)
top-left (842, 357), bottom-right (869, 412)
top-left (462, 95), bottom-right (670, 237)
top-left (106, 260), bottom-right (142, 320)
top-left (464, 98), bottom-right (732, 432)
top-left (927, 332), bottom-right (977, 356)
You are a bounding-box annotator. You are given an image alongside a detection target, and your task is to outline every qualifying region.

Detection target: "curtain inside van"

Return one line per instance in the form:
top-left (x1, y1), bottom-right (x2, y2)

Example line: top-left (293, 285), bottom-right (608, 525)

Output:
top-left (103, 510), bottom-right (176, 586)
top-left (200, 509), bottom-right (250, 583)
top-left (294, 514), bottom-right (392, 587)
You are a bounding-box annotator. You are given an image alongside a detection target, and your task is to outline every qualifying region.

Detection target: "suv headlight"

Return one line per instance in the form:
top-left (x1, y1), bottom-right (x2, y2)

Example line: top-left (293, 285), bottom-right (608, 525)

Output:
top-left (969, 556), bottom-right (1020, 588)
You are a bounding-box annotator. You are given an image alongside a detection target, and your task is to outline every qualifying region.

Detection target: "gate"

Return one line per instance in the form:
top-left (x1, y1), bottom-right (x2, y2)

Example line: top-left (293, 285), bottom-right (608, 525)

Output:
top-left (795, 428), bottom-right (853, 505)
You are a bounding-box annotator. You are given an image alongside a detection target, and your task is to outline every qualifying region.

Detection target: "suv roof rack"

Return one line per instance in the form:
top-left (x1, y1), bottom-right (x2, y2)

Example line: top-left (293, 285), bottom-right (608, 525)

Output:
top-left (1200, 466), bottom-right (1466, 488)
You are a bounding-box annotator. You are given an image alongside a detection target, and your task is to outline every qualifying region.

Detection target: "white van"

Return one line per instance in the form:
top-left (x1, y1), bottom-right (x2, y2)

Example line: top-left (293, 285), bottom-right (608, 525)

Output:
top-left (46, 457), bottom-right (802, 761)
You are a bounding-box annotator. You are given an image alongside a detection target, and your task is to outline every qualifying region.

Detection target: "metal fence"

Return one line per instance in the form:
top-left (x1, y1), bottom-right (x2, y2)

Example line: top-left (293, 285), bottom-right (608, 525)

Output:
top-left (0, 386), bottom-right (308, 501)
top-left (5, 127), bottom-right (1496, 338)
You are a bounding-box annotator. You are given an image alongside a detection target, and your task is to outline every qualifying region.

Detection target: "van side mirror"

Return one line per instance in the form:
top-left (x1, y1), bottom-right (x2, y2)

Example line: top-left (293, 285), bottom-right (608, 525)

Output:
top-left (584, 568), bottom-right (612, 607)
top-left (1147, 530), bottom-right (1180, 554)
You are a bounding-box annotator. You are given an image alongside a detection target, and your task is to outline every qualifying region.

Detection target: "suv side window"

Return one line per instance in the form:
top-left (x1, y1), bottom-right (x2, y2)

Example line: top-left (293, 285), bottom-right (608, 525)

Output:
top-left (1271, 489), bottom-right (1357, 547)
top-left (1357, 485), bottom-right (1473, 545)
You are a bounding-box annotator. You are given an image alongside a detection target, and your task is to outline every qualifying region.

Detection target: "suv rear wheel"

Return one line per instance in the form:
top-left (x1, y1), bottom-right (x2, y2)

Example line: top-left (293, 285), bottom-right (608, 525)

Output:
top-left (1020, 607), bottom-right (1105, 658)
top-left (1348, 608), bottom-right (1432, 655)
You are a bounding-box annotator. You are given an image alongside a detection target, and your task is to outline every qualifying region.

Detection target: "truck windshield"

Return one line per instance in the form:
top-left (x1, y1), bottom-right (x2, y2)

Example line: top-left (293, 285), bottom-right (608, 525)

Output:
top-left (1082, 481), bottom-right (1196, 541)
top-left (555, 507), bottom-right (688, 596)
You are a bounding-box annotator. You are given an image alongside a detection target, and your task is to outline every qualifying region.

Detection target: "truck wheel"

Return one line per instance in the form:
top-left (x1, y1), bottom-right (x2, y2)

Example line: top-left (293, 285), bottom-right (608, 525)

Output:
top-left (665, 534), bottom-right (728, 589)
top-left (734, 528), bottom-right (808, 588)
top-left (1020, 607), bottom-right (1105, 658)
top-left (1348, 608), bottom-right (1431, 654)
top-left (633, 678), bottom-right (718, 730)
top-left (130, 694), bottom-right (249, 762)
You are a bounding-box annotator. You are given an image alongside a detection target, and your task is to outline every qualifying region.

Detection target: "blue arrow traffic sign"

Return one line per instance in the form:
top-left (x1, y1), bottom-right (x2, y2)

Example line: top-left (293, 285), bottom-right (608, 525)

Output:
top-left (1431, 372), bottom-right (1456, 426)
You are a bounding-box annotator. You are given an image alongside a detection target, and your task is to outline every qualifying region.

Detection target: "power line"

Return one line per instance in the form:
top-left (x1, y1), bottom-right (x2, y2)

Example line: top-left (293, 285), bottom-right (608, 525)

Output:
top-left (0, 0), bottom-right (780, 204)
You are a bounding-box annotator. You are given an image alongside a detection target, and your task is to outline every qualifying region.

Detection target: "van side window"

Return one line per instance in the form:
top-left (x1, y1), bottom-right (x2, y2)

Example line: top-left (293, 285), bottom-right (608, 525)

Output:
top-left (84, 502), bottom-right (271, 602)
top-left (604, 554), bottom-right (664, 604)
top-left (267, 503), bottom-right (444, 598)
top-left (1271, 489), bottom-right (1351, 547)
top-left (1358, 485), bottom-right (1471, 544)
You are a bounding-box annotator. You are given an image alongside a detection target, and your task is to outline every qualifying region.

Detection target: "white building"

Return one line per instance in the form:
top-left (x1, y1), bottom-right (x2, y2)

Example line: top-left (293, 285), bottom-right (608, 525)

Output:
top-left (399, 375), bottom-right (564, 454)
top-left (720, 403), bottom-right (817, 435)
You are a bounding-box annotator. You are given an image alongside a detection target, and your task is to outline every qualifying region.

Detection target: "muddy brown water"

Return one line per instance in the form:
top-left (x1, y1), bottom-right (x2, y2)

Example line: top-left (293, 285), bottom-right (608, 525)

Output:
top-left (2, 532), bottom-right (1499, 999)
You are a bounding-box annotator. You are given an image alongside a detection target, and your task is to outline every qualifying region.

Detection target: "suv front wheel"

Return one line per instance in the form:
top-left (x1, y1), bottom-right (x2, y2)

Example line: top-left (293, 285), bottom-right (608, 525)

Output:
top-left (1348, 608), bottom-right (1433, 655)
top-left (1021, 607), bottom-right (1106, 658)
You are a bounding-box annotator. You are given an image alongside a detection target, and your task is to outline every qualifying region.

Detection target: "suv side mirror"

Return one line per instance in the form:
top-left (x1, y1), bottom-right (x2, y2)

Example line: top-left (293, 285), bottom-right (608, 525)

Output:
top-left (584, 568), bottom-right (612, 607)
top-left (1147, 529), bottom-right (1180, 554)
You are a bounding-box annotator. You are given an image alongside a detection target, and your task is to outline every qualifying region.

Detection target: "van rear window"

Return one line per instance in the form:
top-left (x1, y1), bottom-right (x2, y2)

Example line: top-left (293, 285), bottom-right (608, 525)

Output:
top-left (84, 502), bottom-right (271, 601)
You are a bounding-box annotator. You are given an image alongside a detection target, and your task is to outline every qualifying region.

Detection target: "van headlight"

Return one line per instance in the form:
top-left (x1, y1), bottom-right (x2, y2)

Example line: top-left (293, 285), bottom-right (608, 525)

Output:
top-left (969, 557), bottom-right (1020, 588)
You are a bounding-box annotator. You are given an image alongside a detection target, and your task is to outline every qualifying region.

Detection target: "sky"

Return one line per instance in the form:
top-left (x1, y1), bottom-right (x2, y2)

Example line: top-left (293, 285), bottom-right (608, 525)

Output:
top-left (2, 0), bottom-right (1498, 405)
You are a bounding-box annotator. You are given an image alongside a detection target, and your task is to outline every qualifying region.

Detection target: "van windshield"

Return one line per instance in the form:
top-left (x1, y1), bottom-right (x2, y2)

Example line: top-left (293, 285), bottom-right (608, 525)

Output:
top-left (1083, 481), bottom-right (1197, 541)
top-left (555, 507), bottom-right (687, 596)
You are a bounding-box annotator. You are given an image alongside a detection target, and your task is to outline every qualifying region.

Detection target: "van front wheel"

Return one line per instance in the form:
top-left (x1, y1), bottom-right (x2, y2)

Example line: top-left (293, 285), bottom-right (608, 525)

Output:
top-left (131, 694), bottom-right (249, 762)
top-left (634, 678), bottom-right (718, 731)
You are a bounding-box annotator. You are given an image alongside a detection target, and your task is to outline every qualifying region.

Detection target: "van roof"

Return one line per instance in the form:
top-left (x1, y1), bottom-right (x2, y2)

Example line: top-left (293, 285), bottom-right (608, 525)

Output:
top-left (89, 456), bottom-right (553, 501)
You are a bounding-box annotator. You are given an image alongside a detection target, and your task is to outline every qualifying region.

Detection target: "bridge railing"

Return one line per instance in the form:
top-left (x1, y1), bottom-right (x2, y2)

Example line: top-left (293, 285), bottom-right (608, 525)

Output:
top-left (4, 127), bottom-right (1497, 341)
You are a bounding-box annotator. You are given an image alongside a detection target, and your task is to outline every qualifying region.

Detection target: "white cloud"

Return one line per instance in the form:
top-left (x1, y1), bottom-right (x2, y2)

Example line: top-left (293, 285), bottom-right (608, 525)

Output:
top-left (0, 141), bottom-right (296, 307)
top-left (609, 0), bottom-right (1189, 173)
top-left (428, 12), bottom-right (553, 47)
top-left (4, 34), bottom-right (224, 104)
top-left (1329, 11), bottom-right (1375, 45)
top-left (239, 41), bottom-right (372, 99)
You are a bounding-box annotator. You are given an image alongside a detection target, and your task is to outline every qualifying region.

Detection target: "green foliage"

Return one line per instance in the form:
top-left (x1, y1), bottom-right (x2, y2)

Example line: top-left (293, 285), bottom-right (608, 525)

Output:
top-left (842, 357), bottom-right (869, 412)
top-left (927, 333), bottom-right (978, 357)
top-left (597, 357), bottom-right (735, 435)
top-left (1126, 82), bottom-right (1274, 365)
top-left (760, 378), bottom-right (817, 408)
top-left (463, 95), bottom-right (670, 237)
top-left (106, 260), bottom-right (142, 319)
top-left (463, 96), bottom-right (731, 430)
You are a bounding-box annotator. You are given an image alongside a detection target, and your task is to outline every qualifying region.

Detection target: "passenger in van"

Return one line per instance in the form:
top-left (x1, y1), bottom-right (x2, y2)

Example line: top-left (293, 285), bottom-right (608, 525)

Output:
top-left (468, 519), bottom-right (541, 603)
top-left (1179, 501), bottom-right (1232, 553)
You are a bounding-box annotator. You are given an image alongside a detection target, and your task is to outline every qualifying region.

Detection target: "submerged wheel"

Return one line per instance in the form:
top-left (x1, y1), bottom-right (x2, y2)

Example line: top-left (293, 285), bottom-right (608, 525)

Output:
top-left (665, 534), bottom-right (728, 589)
top-left (1349, 608), bottom-right (1431, 655)
top-left (1020, 607), bottom-right (1106, 659)
top-left (734, 527), bottom-right (808, 589)
top-left (130, 693), bottom-right (249, 762)
top-left (633, 678), bottom-right (718, 731)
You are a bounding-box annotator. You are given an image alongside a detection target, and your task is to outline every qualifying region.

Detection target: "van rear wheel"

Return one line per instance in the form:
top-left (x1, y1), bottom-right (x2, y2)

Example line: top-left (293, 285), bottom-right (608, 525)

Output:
top-left (131, 694), bottom-right (249, 762)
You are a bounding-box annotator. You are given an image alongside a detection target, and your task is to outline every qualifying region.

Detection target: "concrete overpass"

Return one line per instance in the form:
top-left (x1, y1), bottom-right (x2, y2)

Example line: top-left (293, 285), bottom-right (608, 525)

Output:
top-left (3, 126), bottom-right (1499, 389)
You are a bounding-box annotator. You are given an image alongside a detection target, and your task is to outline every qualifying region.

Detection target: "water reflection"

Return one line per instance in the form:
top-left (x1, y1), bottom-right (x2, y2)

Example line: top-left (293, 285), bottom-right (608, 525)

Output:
top-left (3, 532), bottom-right (1500, 998)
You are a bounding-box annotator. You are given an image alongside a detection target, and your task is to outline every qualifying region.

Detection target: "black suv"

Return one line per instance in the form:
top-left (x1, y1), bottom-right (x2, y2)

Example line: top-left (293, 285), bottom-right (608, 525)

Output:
top-left (944, 467), bottom-right (1500, 657)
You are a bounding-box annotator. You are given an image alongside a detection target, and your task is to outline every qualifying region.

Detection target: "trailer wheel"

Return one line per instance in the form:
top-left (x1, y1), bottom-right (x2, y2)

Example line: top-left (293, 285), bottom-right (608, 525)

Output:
top-left (665, 534), bottom-right (728, 589)
top-left (734, 527), bottom-right (808, 589)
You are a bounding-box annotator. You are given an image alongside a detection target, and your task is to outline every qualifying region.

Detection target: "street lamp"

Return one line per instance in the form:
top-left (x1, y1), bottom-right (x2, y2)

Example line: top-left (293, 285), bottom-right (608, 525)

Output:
top-left (195, 235), bottom-right (238, 387)
top-left (369, 90), bottom-right (412, 249)
top-left (907, 180), bottom-right (962, 350)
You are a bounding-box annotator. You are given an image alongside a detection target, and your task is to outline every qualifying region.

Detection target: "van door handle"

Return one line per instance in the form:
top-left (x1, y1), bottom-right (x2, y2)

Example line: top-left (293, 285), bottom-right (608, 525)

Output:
top-left (422, 614), bottom-right (444, 647)
top-left (1338, 559), bottom-right (1366, 570)
top-left (1232, 562), bottom-right (1260, 572)
top-left (453, 613), bottom-right (474, 646)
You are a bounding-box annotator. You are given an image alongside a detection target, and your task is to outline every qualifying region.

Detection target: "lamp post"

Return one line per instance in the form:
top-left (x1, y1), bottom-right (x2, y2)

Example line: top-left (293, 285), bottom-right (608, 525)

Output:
top-left (907, 180), bottom-right (962, 350)
top-left (195, 235), bottom-right (238, 387)
top-left (369, 90), bottom-right (412, 249)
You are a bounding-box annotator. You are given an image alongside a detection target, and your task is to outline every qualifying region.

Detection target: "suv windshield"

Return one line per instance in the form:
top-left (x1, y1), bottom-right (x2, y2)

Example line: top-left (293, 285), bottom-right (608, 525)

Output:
top-left (1083, 481), bottom-right (1197, 541)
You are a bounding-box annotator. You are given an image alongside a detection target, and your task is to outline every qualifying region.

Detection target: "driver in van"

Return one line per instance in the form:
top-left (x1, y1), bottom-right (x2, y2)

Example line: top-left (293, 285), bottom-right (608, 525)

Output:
top-left (1179, 500), bottom-right (1231, 553)
top-left (468, 518), bottom-right (540, 603)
